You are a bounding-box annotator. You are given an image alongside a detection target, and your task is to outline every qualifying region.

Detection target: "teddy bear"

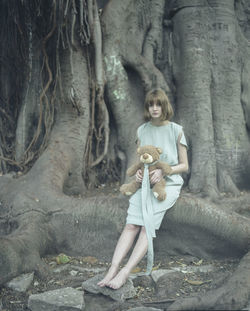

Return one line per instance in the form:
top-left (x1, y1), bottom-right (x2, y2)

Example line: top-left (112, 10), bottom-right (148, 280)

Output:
top-left (120, 145), bottom-right (172, 201)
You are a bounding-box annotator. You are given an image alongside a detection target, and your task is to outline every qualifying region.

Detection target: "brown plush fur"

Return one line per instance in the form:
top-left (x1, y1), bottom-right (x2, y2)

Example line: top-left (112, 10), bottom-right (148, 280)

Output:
top-left (120, 145), bottom-right (172, 201)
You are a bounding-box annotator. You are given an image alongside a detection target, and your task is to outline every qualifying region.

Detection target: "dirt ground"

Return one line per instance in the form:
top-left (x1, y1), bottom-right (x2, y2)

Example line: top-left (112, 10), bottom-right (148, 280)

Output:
top-left (0, 252), bottom-right (239, 311)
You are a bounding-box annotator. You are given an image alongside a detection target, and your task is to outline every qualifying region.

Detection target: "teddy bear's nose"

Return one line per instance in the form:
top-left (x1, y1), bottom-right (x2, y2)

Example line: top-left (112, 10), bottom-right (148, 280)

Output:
top-left (143, 154), bottom-right (148, 159)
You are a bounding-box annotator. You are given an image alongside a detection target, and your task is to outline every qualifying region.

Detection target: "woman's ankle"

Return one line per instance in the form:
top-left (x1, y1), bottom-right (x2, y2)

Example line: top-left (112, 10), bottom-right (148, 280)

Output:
top-left (120, 266), bottom-right (131, 276)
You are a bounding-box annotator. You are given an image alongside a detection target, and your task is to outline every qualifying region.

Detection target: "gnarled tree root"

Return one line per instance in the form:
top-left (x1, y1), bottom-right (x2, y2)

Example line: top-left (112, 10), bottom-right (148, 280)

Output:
top-left (0, 219), bottom-right (52, 285)
top-left (168, 250), bottom-right (250, 310)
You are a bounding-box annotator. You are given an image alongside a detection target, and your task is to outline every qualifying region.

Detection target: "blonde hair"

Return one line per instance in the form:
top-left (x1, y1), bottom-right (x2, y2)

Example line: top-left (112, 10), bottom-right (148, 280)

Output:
top-left (144, 89), bottom-right (174, 121)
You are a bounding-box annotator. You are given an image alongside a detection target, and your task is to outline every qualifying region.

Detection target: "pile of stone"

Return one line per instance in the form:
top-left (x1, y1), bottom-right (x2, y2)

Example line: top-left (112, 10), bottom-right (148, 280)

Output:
top-left (3, 262), bottom-right (219, 311)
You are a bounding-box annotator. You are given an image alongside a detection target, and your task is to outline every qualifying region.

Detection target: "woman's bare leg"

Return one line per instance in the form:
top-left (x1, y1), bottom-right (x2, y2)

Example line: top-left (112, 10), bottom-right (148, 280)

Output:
top-left (97, 224), bottom-right (140, 287)
top-left (107, 226), bottom-right (148, 289)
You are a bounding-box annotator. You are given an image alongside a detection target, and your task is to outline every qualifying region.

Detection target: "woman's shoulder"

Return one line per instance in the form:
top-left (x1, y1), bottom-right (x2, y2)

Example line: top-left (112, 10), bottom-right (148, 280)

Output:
top-left (137, 122), bottom-right (150, 132)
top-left (137, 122), bottom-right (151, 139)
top-left (170, 121), bottom-right (188, 147)
top-left (169, 121), bottom-right (184, 133)
top-left (169, 122), bottom-right (186, 143)
top-left (170, 121), bottom-right (183, 129)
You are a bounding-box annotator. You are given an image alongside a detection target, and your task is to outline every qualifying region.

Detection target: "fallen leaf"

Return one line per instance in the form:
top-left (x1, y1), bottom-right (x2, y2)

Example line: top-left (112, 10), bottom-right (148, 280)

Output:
top-left (131, 266), bottom-right (142, 273)
top-left (81, 256), bottom-right (98, 265)
top-left (176, 261), bottom-right (187, 267)
top-left (152, 262), bottom-right (161, 271)
top-left (54, 280), bottom-right (64, 285)
top-left (185, 278), bottom-right (211, 286)
top-left (194, 259), bottom-right (203, 266)
top-left (56, 253), bottom-right (70, 264)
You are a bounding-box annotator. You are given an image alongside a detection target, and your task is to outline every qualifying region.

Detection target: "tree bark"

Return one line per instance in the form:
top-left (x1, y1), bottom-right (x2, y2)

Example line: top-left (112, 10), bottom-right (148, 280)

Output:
top-left (15, 19), bottom-right (42, 162)
top-left (171, 0), bottom-right (250, 195)
top-left (102, 0), bottom-right (170, 176)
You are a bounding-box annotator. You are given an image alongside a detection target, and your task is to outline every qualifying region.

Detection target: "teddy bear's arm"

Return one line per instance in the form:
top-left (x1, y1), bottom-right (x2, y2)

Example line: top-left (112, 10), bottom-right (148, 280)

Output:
top-left (127, 163), bottom-right (143, 177)
top-left (156, 161), bottom-right (173, 176)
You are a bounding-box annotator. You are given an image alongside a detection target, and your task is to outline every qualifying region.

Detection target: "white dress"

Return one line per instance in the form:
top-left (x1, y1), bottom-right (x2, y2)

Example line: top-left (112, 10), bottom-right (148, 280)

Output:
top-left (126, 121), bottom-right (188, 274)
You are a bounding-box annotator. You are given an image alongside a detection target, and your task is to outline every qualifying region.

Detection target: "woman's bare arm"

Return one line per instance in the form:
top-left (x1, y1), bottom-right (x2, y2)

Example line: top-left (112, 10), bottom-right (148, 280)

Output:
top-left (170, 133), bottom-right (189, 175)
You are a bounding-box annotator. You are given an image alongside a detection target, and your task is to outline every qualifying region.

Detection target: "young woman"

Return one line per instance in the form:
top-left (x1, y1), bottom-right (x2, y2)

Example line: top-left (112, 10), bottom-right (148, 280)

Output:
top-left (98, 88), bottom-right (189, 289)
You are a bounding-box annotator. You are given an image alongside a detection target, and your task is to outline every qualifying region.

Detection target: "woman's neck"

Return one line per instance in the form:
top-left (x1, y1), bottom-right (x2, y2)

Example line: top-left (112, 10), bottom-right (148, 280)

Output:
top-left (150, 119), bottom-right (169, 126)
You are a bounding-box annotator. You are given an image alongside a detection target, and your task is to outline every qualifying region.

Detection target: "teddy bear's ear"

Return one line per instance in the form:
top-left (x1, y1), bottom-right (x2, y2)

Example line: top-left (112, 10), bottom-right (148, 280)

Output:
top-left (157, 147), bottom-right (162, 154)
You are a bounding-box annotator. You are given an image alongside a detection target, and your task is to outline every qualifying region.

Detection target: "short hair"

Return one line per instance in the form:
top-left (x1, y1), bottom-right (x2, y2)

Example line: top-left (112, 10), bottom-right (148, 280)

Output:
top-left (144, 89), bottom-right (174, 121)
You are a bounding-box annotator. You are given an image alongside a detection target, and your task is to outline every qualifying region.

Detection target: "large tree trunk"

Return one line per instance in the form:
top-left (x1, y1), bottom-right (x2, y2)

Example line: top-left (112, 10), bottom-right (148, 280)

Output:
top-left (102, 0), bottom-right (170, 175)
top-left (0, 1), bottom-right (250, 310)
top-left (172, 0), bottom-right (250, 196)
top-left (0, 40), bottom-right (91, 283)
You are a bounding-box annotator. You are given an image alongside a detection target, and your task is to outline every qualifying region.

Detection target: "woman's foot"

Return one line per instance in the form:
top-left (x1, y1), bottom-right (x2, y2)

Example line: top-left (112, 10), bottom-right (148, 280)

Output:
top-left (107, 267), bottom-right (130, 289)
top-left (97, 264), bottom-right (119, 287)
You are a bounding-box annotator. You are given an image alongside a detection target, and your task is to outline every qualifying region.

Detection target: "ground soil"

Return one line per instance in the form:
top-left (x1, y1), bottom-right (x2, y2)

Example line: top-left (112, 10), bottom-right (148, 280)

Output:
top-left (0, 252), bottom-right (239, 311)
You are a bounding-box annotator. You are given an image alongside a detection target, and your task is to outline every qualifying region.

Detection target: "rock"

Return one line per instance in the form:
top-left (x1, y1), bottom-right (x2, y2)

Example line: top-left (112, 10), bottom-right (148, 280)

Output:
top-left (84, 293), bottom-right (118, 311)
top-left (28, 287), bottom-right (84, 311)
top-left (126, 308), bottom-right (163, 311)
top-left (133, 274), bottom-right (154, 288)
top-left (6, 272), bottom-right (34, 292)
top-left (172, 264), bottom-right (215, 274)
top-left (155, 271), bottom-right (184, 298)
top-left (151, 269), bottom-right (176, 283)
top-left (70, 270), bottom-right (79, 276)
top-left (34, 281), bottom-right (39, 287)
top-left (53, 265), bottom-right (70, 273)
top-left (82, 273), bottom-right (136, 302)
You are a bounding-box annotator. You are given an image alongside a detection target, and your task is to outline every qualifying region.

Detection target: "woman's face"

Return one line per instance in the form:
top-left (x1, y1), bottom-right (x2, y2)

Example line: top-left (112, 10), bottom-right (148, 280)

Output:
top-left (148, 100), bottom-right (162, 120)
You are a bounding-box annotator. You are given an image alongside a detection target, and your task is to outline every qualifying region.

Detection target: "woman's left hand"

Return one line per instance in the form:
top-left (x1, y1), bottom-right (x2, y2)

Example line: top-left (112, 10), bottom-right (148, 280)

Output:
top-left (149, 169), bottom-right (163, 184)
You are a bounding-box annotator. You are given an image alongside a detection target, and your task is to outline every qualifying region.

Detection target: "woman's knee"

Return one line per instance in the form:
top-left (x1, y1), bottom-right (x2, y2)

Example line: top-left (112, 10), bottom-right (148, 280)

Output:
top-left (125, 224), bottom-right (140, 233)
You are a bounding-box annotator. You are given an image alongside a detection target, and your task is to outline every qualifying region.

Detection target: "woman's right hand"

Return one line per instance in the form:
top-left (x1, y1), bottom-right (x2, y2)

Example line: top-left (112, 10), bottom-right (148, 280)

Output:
top-left (135, 169), bottom-right (143, 183)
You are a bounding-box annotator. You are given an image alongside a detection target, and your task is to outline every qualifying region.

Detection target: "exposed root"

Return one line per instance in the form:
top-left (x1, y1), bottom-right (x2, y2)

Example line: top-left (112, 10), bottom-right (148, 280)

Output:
top-left (217, 167), bottom-right (241, 196)
top-left (0, 220), bottom-right (52, 285)
top-left (0, 1), bottom-right (58, 172)
top-left (21, 2), bottom-right (57, 167)
top-left (168, 251), bottom-right (250, 311)
top-left (84, 0), bottom-right (110, 170)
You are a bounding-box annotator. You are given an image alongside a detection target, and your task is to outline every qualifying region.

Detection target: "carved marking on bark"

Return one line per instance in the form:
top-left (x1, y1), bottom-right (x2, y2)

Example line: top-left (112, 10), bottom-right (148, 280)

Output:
top-left (104, 54), bottom-right (127, 101)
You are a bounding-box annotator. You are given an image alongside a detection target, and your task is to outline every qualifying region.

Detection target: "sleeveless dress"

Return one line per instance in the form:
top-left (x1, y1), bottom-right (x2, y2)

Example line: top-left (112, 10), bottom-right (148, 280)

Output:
top-left (126, 121), bottom-right (188, 274)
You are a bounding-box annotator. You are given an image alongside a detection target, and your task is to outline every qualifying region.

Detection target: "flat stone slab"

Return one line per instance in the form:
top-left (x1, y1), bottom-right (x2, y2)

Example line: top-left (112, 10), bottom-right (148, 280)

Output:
top-left (151, 269), bottom-right (176, 283)
top-left (28, 287), bottom-right (84, 311)
top-left (82, 273), bottom-right (136, 302)
top-left (6, 272), bottom-right (34, 292)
